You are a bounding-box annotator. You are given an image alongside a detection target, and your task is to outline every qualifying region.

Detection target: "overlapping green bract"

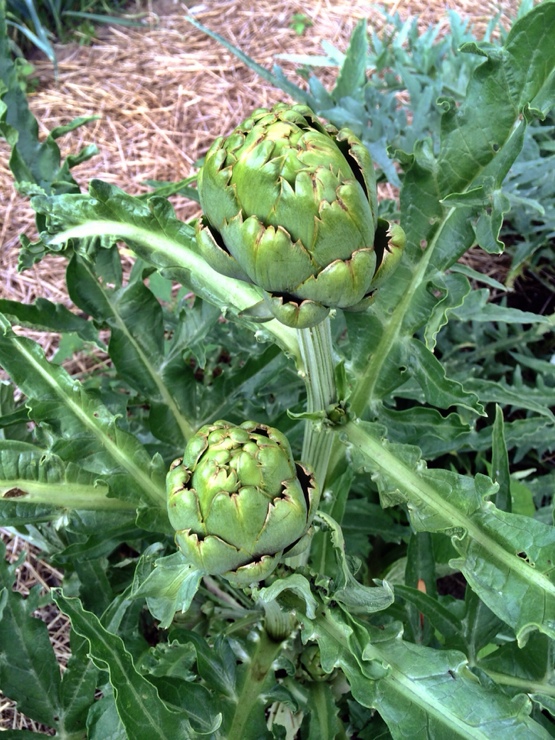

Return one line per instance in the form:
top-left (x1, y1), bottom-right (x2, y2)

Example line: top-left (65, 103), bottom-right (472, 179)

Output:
top-left (167, 420), bottom-right (317, 586)
top-left (196, 103), bottom-right (404, 328)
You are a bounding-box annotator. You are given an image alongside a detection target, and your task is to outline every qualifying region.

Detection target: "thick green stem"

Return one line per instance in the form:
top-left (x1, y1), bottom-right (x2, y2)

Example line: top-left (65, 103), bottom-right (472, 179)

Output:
top-left (297, 318), bottom-right (337, 493)
top-left (226, 626), bottom-right (284, 740)
top-left (262, 598), bottom-right (295, 642)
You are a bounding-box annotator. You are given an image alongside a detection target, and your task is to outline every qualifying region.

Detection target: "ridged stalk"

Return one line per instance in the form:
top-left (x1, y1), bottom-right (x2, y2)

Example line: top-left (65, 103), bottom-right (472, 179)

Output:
top-left (297, 318), bottom-right (336, 494)
top-left (226, 627), bottom-right (284, 740)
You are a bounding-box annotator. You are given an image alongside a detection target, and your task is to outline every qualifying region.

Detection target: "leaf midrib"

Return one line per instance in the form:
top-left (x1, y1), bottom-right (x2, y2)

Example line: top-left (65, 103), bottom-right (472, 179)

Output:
top-left (346, 422), bottom-right (555, 608)
top-left (13, 332), bottom-right (165, 506)
top-left (80, 259), bottom-right (194, 442)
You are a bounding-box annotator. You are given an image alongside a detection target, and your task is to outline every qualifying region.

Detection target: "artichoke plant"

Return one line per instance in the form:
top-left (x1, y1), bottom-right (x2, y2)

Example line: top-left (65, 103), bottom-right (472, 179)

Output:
top-left (167, 420), bottom-right (317, 587)
top-left (196, 103), bottom-right (405, 328)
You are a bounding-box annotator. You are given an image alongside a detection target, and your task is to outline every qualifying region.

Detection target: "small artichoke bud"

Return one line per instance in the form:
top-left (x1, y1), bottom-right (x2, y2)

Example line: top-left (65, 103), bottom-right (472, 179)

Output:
top-left (300, 644), bottom-right (337, 682)
top-left (196, 103), bottom-right (405, 328)
top-left (167, 420), bottom-right (317, 587)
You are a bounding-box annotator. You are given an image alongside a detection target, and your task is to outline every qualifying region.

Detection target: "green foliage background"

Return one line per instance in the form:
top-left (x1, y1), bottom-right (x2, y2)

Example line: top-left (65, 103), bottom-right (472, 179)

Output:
top-left (1, 1), bottom-right (555, 737)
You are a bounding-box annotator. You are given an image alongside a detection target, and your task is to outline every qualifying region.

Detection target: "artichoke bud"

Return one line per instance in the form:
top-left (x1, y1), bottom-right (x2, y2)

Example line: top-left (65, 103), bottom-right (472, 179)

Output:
top-left (325, 400), bottom-right (350, 427)
top-left (300, 644), bottom-right (337, 682)
top-left (196, 103), bottom-right (405, 328)
top-left (167, 420), bottom-right (317, 587)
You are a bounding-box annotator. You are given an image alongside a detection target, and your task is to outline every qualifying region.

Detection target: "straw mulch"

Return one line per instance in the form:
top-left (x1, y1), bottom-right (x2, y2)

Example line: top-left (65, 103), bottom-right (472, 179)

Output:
top-left (0, 0), bottom-right (521, 731)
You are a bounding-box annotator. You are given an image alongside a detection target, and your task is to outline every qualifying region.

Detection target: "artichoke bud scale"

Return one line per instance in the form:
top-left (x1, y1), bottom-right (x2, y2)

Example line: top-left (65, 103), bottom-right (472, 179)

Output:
top-left (296, 249), bottom-right (376, 308)
top-left (198, 159), bottom-right (238, 227)
top-left (311, 194), bottom-right (374, 266)
top-left (176, 530), bottom-right (244, 576)
top-left (221, 214), bottom-right (314, 294)
top-left (265, 294), bottom-right (330, 329)
top-left (194, 463), bottom-right (237, 497)
top-left (196, 220), bottom-right (252, 283)
top-left (223, 554), bottom-right (282, 588)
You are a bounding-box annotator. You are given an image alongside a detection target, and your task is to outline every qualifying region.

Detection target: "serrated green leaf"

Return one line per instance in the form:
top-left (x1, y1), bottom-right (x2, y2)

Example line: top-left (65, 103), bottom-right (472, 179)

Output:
top-left (86, 693), bottom-right (127, 739)
top-left (67, 254), bottom-right (195, 444)
top-left (530, 693), bottom-right (555, 718)
top-left (332, 19), bottom-right (367, 100)
top-left (301, 608), bottom-right (549, 738)
top-left (0, 440), bottom-right (136, 522)
top-left (408, 338), bottom-right (485, 414)
top-left (449, 263), bottom-right (508, 291)
top-left (424, 271), bottom-right (471, 350)
top-left (50, 513), bottom-right (146, 566)
top-left (147, 676), bottom-right (223, 735)
top-left (31, 180), bottom-right (299, 358)
top-left (452, 289), bottom-right (552, 324)
top-left (395, 584), bottom-right (462, 641)
top-left (359, 631), bottom-right (548, 738)
top-left (470, 417), bottom-right (554, 457)
top-left (0, 380), bottom-right (30, 442)
top-left (305, 682), bottom-right (341, 739)
top-left (343, 2), bottom-right (555, 437)
top-left (54, 592), bottom-right (197, 739)
top-left (57, 634), bottom-right (98, 735)
top-left (479, 632), bottom-right (554, 692)
top-left (462, 377), bottom-right (555, 423)
top-left (379, 406), bottom-right (472, 458)
top-left (168, 629), bottom-right (276, 737)
top-left (167, 297), bottom-right (221, 369)
top-left (0, 297), bottom-right (99, 344)
top-left (133, 547), bottom-right (203, 629)
top-left (342, 498), bottom-right (407, 543)
top-left (0, 541), bottom-right (62, 728)
top-left (510, 352), bottom-right (555, 376)
top-left (0, 314), bottom-right (166, 509)
top-left (474, 188), bottom-right (511, 253)
top-left (491, 406), bottom-right (511, 512)
top-left (180, 631), bottom-right (238, 701)
top-left (140, 640), bottom-right (197, 681)
top-left (257, 574), bottom-right (318, 620)
top-left (344, 421), bottom-right (555, 643)
top-left (316, 511), bottom-right (394, 613)
top-left (73, 558), bottom-right (113, 616)
top-left (463, 588), bottom-right (505, 665)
